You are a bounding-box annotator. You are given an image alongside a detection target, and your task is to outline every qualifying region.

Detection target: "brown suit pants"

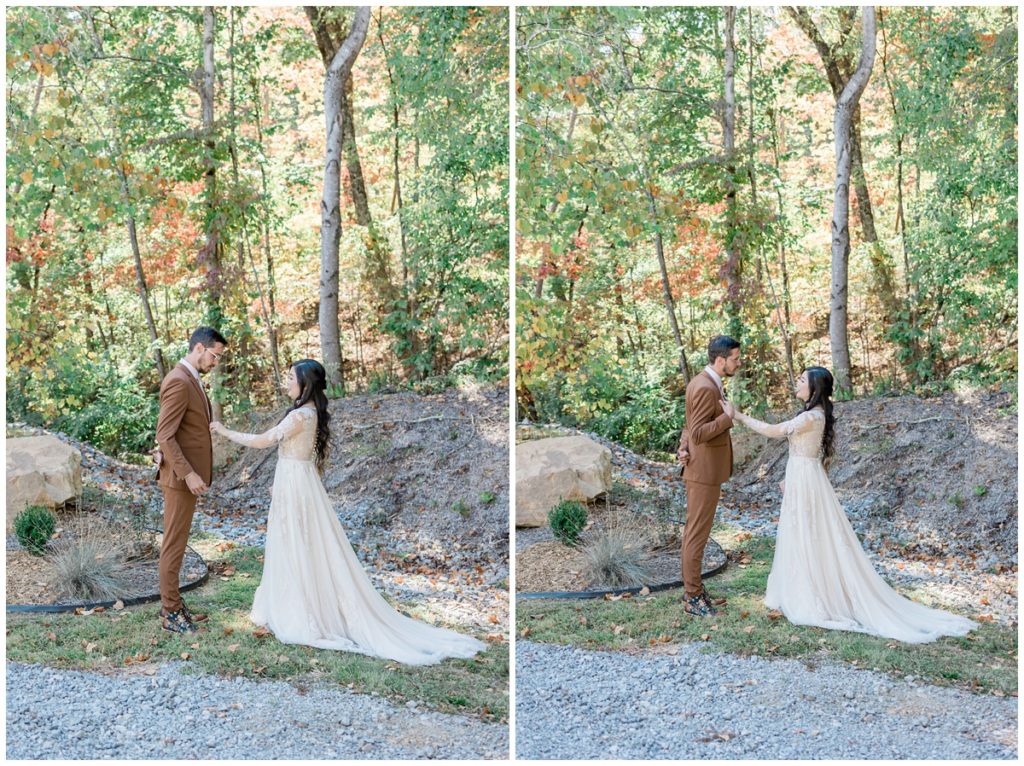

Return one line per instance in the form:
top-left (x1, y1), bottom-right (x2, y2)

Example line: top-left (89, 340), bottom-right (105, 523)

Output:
top-left (682, 480), bottom-right (721, 598)
top-left (159, 486), bottom-right (197, 611)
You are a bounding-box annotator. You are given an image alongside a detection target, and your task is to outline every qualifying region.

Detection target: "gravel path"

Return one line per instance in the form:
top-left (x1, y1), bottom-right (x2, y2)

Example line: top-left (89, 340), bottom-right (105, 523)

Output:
top-left (515, 641), bottom-right (1017, 760)
top-left (7, 661), bottom-right (507, 760)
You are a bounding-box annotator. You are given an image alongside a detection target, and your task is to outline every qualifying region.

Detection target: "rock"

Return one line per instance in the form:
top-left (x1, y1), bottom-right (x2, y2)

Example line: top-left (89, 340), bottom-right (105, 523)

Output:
top-left (6, 436), bottom-right (82, 532)
top-left (515, 436), bottom-right (612, 527)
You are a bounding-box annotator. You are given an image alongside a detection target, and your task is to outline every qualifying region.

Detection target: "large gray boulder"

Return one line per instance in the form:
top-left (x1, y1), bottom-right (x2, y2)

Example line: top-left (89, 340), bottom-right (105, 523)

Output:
top-left (6, 436), bottom-right (82, 531)
top-left (516, 435), bottom-right (612, 527)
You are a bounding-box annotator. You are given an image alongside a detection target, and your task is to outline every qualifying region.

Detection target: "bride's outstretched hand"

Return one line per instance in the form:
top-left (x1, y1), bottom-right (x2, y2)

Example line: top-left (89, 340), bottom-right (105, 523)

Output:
top-left (210, 421), bottom-right (224, 435)
top-left (720, 399), bottom-right (738, 420)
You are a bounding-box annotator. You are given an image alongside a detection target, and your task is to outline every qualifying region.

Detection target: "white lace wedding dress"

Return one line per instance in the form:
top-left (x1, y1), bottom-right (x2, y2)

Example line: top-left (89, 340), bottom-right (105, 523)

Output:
top-left (218, 405), bottom-right (486, 665)
top-left (735, 407), bottom-right (976, 644)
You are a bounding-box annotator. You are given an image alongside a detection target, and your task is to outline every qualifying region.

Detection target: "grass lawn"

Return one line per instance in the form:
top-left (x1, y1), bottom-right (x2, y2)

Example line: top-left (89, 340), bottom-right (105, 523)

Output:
top-left (6, 543), bottom-right (508, 721)
top-left (517, 524), bottom-right (1017, 698)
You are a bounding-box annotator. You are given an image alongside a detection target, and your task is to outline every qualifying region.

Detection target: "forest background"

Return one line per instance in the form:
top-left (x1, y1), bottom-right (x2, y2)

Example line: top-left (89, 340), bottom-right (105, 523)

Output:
top-left (515, 6), bottom-right (1017, 457)
top-left (7, 6), bottom-right (509, 462)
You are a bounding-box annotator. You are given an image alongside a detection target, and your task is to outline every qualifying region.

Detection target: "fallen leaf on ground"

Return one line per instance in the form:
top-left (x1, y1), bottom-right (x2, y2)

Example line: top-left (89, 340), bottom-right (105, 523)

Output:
top-left (227, 643), bottom-right (240, 653)
top-left (252, 627), bottom-right (272, 639)
top-left (520, 627), bottom-right (531, 638)
top-left (487, 614), bottom-right (499, 624)
top-left (767, 610), bottom-right (783, 620)
top-left (113, 600), bottom-right (125, 611)
top-left (638, 586), bottom-right (651, 597)
top-left (180, 652), bottom-right (191, 660)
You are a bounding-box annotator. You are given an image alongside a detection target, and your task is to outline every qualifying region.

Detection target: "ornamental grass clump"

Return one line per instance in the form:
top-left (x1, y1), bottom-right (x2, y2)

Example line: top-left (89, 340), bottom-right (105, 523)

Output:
top-left (46, 517), bottom-right (130, 602)
top-left (581, 519), bottom-right (653, 588)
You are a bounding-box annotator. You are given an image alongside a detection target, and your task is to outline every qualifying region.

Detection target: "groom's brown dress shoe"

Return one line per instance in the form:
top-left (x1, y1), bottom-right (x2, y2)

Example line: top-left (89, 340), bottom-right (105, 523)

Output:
top-left (180, 602), bottom-right (208, 623)
top-left (700, 587), bottom-right (726, 608)
top-left (683, 592), bottom-right (717, 617)
top-left (161, 607), bottom-right (197, 634)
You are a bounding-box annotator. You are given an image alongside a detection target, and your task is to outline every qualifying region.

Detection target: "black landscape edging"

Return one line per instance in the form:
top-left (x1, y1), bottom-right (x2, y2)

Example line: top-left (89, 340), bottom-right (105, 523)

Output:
top-left (6, 543), bottom-right (209, 614)
top-left (516, 548), bottom-right (727, 601)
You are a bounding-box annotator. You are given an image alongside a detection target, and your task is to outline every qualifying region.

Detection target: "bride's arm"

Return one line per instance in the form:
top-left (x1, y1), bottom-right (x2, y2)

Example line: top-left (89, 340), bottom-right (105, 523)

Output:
top-left (734, 409), bottom-right (814, 440)
top-left (211, 409), bottom-right (306, 449)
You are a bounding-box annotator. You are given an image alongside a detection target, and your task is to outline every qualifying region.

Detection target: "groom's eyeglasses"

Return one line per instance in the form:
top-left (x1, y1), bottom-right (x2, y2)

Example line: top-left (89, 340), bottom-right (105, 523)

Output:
top-left (205, 348), bottom-right (225, 363)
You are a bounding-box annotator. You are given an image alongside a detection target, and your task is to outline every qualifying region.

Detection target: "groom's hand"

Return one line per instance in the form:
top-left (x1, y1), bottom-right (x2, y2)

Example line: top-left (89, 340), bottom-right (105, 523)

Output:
top-left (677, 446), bottom-right (690, 466)
top-left (185, 471), bottom-right (209, 495)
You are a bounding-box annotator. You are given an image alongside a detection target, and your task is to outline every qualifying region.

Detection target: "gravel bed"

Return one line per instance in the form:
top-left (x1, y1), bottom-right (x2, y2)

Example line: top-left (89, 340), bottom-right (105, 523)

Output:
top-left (515, 640), bottom-right (1017, 760)
top-left (7, 661), bottom-right (507, 760)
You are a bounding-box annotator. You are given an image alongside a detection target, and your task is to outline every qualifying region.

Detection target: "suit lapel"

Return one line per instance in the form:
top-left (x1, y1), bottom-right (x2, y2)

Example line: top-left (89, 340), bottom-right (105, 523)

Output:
top-left (177, 363), bottom-right (211, 421)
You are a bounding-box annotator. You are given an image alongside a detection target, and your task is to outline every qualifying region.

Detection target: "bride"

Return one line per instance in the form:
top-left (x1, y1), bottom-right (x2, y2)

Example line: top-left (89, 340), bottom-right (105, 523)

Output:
top-left (210, 359), bottom-right (486, 665)
top-left (723, 366), bottom-right (976, 644)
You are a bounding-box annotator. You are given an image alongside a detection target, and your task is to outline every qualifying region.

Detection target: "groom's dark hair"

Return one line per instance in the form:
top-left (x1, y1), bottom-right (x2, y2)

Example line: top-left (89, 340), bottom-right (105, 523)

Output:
top-left (188, 326), bottom-right (228, 351)
top-left (707, 335), bottom-right (740, 362)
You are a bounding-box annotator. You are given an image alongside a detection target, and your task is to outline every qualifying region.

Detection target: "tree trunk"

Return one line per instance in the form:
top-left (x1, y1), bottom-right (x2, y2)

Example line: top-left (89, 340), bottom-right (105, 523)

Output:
top-left (341, 74), bottom-right (372, 227)
top-left (376, 11), bottom-right (419, 374)
top-left (118, 168), bottom-right (166, 380)
top-left (200, 8), bottom-right (221, 323)
top-left (647, 190), bottom-right (691, 384)
top-left (200, 6), bottom-right (224, 421)
top-left (829, 7), bottom-right (876, 396)
top-left (722, 6), bottom-right (741, 338)
top-left (787, 6), bottom-right (900, 328)
top-left (310, 6), bottom-right (371, 394)
top-left (249, 62), bottom-right (283, 394)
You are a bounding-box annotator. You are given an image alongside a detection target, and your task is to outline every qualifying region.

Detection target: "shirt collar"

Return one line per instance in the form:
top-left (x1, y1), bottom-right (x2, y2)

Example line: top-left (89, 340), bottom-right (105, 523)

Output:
top-left (180, 359), bottom-right (201, 382)
top-left (703, 365), bottom-right (724, 393)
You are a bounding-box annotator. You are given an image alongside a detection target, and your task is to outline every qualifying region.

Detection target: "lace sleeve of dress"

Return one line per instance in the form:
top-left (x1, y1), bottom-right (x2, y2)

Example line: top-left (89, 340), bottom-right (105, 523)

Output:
top-left (218, 408), bottom-right (307, 449)
top-left (736, 409), bottom-right (815, 440)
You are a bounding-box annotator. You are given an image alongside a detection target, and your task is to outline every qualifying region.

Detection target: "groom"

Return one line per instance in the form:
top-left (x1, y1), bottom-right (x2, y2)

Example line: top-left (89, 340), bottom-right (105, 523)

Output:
top-left (154, 326), bottom-right (227, 634)
top-left (676, 335), bottom-right (741, 617)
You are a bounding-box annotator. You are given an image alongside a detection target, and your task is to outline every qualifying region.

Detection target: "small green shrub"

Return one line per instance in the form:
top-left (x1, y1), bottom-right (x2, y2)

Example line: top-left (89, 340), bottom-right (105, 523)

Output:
top-left (14, 505), bottom-right (57, 555)
top-left (479, 490), bottom-right (496, 505)
top-left (973, 485), bottom-right (988, 497)
top-left (452, 499), bottom-right (471, 517)
top-left (548, 500), bottom-right (588, 546)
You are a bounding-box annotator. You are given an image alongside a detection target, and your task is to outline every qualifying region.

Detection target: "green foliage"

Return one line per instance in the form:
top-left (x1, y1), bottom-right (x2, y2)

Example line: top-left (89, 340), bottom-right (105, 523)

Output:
top-left (548, 500), bottom-right (588, 546)
top-left (14, 505), bottom-right (57, 556)
top-left (479, 490), bottom-right (496, 505)
top-left (8, 347), bottom-right (159, 463)
top-left (451, 499), bottom-right (471, 518)
top-left (516, 6), bottom-right (1016, 450)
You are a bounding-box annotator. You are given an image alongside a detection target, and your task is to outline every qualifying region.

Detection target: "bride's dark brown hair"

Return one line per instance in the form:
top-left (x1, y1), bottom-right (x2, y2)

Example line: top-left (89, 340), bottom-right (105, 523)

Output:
top-left (288, 359), bottom-right (331, 472)
top-left (803, 366), bottom-right (836, 469)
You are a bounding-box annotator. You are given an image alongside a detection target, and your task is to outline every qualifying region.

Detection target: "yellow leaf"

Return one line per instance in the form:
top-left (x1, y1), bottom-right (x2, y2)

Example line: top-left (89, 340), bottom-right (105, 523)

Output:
top-left (556, 190), bottom-right (568, 204)
top-left (20, 170), bottom-right (32, 184)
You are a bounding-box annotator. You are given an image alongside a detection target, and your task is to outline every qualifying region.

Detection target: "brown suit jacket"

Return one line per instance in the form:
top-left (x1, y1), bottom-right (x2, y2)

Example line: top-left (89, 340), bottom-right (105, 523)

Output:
top-left (155, 363), bottom-right (213, 491)
top-left (678, 370), bottom-right (734, 485)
